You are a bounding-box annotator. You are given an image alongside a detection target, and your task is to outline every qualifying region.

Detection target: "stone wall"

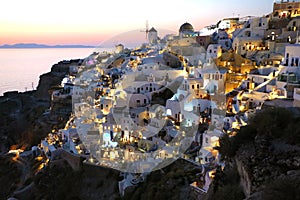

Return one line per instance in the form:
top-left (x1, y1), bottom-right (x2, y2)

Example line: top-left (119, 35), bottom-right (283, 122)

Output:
top-left (235, 157), bottom-right (253, 197)
top-left (163, 52), bottom-right (182, 68)
top-left (51, 149), bottom-right (83, 171)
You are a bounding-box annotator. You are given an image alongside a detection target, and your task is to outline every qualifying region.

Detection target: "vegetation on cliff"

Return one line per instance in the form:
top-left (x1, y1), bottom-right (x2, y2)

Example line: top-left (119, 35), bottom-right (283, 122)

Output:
top-left (210, 107), bottom-right (300, 200)
top-left (123, 159), bottom-right (203, 200)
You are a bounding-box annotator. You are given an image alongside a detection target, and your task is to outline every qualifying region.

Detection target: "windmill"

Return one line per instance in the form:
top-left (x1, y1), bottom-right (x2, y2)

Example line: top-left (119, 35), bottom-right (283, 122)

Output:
top-left (140, 20), bottom-right (149, 39)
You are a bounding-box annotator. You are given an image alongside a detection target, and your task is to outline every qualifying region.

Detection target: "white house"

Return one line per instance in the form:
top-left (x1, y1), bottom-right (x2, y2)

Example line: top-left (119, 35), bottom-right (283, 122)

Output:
top-left (232, 16), bottom-right (269, 55)
top-left (115, 44), bottom-right (124, 54)
top-left (206, 44), bottom-right (222, 63)
top-left (284, 44), bottom-right (300, 67)
top-left (195, 64), bottom-right (227, 94)
top-left (128, 93), bottom-right (150, 108)
top-left (96, 97), bottom-right (113, 115)
top-left (167, 37), bottom-right (206, 66)
top-left (166, 100), bottom-right (183, 122)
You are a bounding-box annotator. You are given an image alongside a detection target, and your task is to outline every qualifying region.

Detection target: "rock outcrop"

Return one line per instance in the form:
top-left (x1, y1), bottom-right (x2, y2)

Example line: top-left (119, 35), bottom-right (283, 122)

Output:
top-left (0, 59), bottom-right (82, 154)
top-left (206, 107), bottom-right (300, 200)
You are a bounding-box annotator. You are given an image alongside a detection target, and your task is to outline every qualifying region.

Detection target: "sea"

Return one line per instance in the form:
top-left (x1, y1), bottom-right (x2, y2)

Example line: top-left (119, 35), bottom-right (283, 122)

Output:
top-left (0, 48), bottom-right (111, 96)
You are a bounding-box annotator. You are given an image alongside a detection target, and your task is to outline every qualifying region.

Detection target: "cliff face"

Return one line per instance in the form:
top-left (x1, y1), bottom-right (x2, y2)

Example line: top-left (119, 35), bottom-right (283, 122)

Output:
top-left (0, 92), bottom-right (50, 153)
top-left (206, 107), bottom-right (300, 200)
top-left (236, 139), bottom-right (300, 199)
top-left (235, 154), bottom-right (252, 197)
top-left (0, 59), bottom-right (81, 154)
top-left (35, 58), bottom-right (82, 100)
top-left (0, 58), bottom-right (83, 198)
top-left (15, 163), bottom-right (121, 200)
top-left (123, 159), bottom-right (203, 200)
top-left (34, 72), bottom-right (64, 100)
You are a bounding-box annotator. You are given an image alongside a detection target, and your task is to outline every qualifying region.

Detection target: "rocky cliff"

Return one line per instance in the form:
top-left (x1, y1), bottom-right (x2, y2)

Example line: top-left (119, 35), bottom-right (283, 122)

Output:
top-left (206, 107), bottom-right (300, 200)
top-left (0, 59), bottom-right (81, 153)
top-left (0, 58), bottom-right (83, 199)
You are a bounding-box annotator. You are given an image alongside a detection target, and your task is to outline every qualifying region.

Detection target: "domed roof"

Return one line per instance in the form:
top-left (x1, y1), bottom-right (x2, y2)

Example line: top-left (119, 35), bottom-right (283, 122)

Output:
top-left (179, 22), bottom-right (194, 32)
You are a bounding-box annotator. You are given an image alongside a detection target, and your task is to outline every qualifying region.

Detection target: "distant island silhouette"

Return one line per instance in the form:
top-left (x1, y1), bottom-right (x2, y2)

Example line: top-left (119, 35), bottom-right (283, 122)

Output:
top-left (0, 43), bottom-right (95, 48)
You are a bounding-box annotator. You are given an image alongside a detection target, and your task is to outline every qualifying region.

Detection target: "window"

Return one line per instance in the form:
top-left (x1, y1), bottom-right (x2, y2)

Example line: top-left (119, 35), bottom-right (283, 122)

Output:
top-left (192, 85), bottom-right (195, 89)
top-left (215, 73), bottom-right (219, 80)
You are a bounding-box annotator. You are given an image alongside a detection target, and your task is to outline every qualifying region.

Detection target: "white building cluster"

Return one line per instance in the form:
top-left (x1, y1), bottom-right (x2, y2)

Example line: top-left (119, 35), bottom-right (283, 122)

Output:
top-left (37, 1), bottom-right (300, 194)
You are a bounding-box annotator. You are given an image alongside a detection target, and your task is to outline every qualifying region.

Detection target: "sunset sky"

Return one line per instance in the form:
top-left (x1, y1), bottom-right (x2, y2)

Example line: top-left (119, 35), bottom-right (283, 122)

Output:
top-left (1, 0), bottom-right (275, 46)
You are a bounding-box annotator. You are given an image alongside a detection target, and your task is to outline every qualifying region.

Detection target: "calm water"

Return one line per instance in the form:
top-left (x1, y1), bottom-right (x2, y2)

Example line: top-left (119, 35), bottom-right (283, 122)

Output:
top-left (0, 48), bottom-right (99, 96)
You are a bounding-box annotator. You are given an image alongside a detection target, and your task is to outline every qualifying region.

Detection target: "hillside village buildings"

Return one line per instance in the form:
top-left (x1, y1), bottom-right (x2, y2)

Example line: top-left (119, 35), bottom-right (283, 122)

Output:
top-left (35, 0), bottom-right (300, 196)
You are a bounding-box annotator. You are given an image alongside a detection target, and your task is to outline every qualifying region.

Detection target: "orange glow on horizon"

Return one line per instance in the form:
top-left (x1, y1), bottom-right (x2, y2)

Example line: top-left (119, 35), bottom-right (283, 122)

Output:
top-left (0, 33), bottom-right (109, 46)
top-left (0, 0), bottom-right (274, 46)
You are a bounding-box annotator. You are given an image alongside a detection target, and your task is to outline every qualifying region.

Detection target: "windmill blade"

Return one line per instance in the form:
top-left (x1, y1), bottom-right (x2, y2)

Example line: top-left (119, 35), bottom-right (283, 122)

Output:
top-left (140, 20), bottom-right (149, 39)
